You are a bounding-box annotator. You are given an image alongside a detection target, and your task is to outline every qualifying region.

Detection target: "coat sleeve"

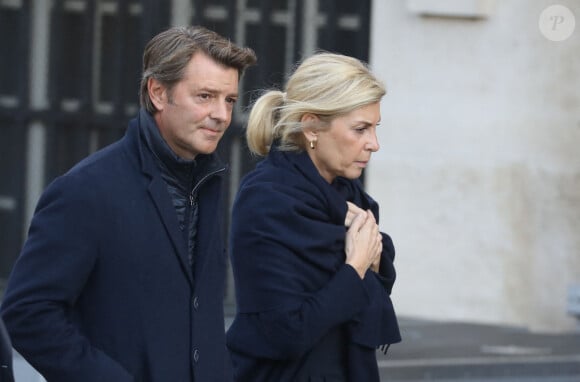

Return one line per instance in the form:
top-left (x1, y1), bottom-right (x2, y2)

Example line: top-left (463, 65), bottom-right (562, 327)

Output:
top-left (0, 175), bottom-right (134, 382)
top-left (345, 232), bottom-right (401, 348)
top-left (227, 264), bottom-right (370, 360)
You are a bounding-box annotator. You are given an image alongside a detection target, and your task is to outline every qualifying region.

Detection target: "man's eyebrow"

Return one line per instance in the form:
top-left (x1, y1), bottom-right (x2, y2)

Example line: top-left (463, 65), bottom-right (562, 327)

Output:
top-left (197, 87), bottom-right (238, 98)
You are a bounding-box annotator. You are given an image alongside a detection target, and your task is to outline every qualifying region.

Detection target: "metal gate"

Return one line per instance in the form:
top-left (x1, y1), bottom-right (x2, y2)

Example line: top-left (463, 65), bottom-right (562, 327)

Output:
top-left (0, 0), bottom-right (371, 309)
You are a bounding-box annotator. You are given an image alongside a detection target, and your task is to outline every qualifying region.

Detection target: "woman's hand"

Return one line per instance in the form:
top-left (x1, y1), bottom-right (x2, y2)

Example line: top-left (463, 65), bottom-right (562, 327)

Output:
top-left (345, 202), bottom-right (365, 227)
top-left (370, 242), bottom-right (382, 273)
top-left (345, 210), bottom-right (383, 279)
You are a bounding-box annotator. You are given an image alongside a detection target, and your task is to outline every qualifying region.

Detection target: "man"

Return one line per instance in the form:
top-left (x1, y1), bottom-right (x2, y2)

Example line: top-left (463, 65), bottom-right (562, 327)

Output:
top-left (0, 26), bottom-right (256, 382)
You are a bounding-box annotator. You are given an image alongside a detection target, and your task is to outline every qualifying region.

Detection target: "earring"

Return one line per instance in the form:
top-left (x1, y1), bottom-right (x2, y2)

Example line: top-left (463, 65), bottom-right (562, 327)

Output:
top-left (309, 140), bottom-right (316, 149)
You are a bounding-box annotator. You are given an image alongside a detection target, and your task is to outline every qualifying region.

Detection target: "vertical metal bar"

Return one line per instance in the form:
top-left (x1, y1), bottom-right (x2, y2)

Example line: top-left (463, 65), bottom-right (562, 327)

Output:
top-left (92, 1), bottom-right (105, 115)
top-left (224, 134), bottom-right (240, 312)
top-left (28, 0), bottom-right (49, 110)
top-left (24, 123), bottom-right (47, 234)
top-left (233, 0), bottom-right (247, 119)
top-left (234, 0), bottom-right (246, 46)
top-left (284, 0), bottom-right (296, 75)
top-left (293, 0), bottom-right (302, 59)
top-left (80, 0), bottom-right (96, 115)
top-left (25, 0), bottom-right (51, 232)
top-left (301, 0), bottom-right (318, 57)
top-left (171, 0), bottom-right (192, 26)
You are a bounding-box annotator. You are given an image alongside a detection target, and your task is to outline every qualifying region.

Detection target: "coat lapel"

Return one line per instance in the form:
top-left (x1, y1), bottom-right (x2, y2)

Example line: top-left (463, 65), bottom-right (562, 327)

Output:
top-left (147, 176), bottom-right (193, 287)
top-left (129, 114), bottom-right (194, 287)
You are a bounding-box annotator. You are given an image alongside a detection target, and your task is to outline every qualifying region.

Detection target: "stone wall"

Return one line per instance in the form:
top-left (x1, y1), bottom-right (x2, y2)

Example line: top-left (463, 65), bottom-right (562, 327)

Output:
top-left (369, 0), bottom-right (580, 332)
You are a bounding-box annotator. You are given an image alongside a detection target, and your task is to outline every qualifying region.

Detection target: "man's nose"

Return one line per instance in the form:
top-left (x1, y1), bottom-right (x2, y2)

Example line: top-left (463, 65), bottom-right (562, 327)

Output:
top-left (210, 100), bottom-right (230, 123)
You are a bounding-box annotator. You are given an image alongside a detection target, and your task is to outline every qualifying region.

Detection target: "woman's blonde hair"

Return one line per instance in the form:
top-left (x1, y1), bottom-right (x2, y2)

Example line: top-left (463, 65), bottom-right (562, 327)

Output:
top-left (246, 52), bottom-right (386, 156)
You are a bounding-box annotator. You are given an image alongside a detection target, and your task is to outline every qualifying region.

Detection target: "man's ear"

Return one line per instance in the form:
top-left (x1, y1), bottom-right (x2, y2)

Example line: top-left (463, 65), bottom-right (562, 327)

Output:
top-left (148, 78), bottom-right (166, 111)
top-left (301, 113), bottom-right (319, 142)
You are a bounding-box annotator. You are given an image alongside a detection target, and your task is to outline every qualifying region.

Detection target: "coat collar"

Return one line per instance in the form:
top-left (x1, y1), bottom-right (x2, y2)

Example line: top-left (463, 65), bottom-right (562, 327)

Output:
top-left (125, 109), bottom-right (227, 287)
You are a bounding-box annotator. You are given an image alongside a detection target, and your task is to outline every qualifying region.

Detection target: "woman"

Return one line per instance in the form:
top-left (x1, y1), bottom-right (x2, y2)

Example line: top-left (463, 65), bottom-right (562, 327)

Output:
top-left (226, 52), bottom-right (401, 381)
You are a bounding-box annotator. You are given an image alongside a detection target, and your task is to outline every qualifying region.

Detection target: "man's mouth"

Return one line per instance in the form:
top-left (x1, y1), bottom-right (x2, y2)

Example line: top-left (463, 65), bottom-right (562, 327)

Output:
top-left (201, 126), bottom-right (223, 136)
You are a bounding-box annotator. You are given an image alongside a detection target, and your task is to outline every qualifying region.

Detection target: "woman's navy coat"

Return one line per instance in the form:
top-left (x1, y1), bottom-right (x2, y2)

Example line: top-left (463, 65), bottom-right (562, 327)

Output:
top-left (0, 112), bottom-right (230, 382)
top-left (226, 148), bottom-right (401, 381)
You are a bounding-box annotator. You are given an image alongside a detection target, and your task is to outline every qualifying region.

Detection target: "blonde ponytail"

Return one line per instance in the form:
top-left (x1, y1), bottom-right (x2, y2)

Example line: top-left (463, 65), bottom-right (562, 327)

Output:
top-left (246, 90), bottom-right (285, 156)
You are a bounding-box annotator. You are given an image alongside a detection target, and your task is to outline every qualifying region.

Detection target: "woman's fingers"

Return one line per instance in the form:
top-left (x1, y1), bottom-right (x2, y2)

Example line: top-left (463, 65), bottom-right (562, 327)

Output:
top-left (348, 210), bottom-right (367, 232)
top-left (345, 208), bottom-right (385, 277)
top-left (345, 202), bottom-right (365, 227)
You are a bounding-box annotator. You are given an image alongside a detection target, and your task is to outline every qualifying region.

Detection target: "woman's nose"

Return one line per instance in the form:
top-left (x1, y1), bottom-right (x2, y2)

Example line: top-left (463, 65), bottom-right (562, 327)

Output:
top-left (367, 132), bottom-right (380, 152)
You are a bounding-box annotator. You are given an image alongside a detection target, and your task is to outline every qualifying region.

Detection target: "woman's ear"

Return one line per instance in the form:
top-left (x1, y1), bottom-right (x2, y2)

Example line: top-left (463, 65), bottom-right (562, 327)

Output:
top-left (301, 113), bottom-right (319, 142)
top-left (148, 78), bottom-right (166, 111)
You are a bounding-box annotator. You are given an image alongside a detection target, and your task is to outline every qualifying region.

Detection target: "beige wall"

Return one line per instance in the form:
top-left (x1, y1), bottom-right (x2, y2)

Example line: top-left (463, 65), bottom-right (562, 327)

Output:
top-left (368, 0), bottom-right (580, 332)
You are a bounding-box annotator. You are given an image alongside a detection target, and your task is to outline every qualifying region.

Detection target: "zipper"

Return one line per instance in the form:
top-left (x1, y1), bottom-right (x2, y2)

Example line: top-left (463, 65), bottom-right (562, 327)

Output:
top-left (189, 166), bottom-right (226, 206)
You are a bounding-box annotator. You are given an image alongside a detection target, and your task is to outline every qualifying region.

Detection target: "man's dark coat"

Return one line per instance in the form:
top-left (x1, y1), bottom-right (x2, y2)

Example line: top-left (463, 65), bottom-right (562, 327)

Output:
top-left (1, 112), bottom-right (230, 382)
